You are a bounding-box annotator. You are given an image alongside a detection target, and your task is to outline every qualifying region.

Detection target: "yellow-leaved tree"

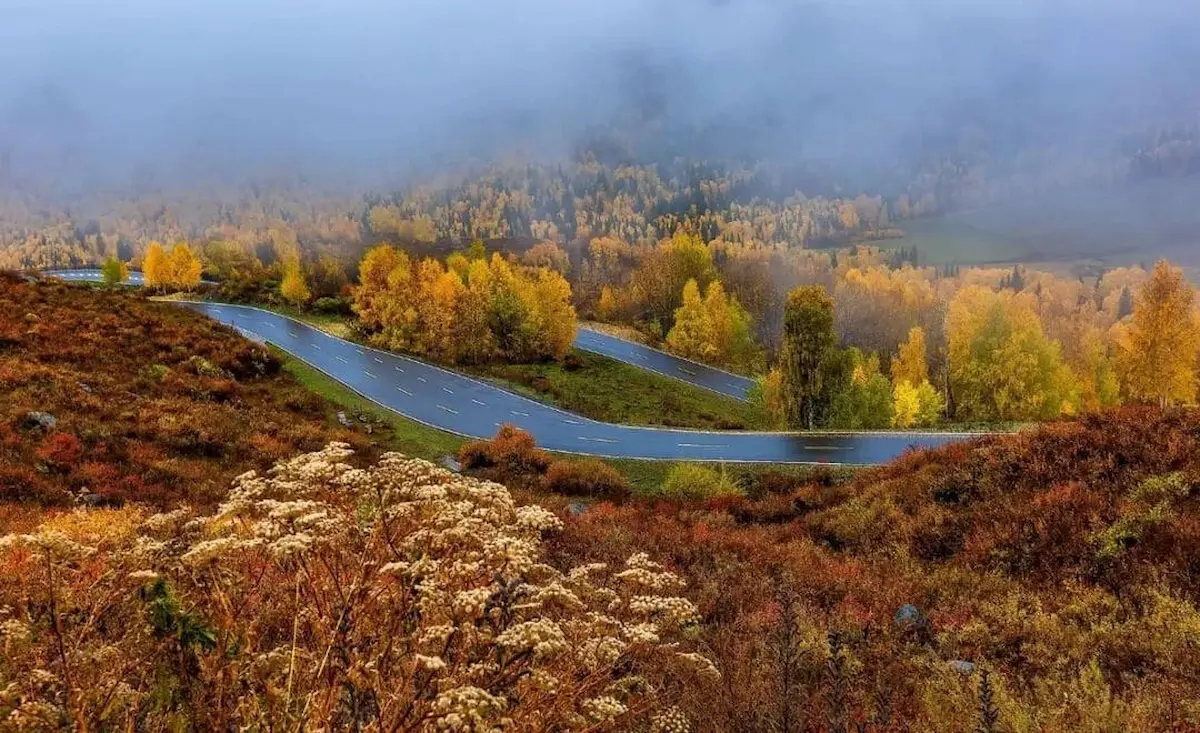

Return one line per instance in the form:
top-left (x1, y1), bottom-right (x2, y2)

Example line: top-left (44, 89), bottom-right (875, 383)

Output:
top-left (665, 278), bottom-right (713, 360)
top-left (352, 245), bottom-right (407, 331)
top-left (947, 286), bottom-right (1075, 421)
top-left (142, 241), bottom-right (167, 289)
top-left (280, 258), bottom-right (311, 308)
top-left (1115, 260), bottom-right (1200, 406)
top-left (100, 256), bottom-right (129, 286)
top-left (351, 245), bottom-right (575, 365)
top-left (596, 285), bottom-right (617, 321)
top-left (891, 326), bottom-right (929, 387)
top-left (892, 379), bottom-right (944, 428)
top-left (165, 243), bottom-right (203, 290)
top-left (527, 267), bottom-right (577, 361)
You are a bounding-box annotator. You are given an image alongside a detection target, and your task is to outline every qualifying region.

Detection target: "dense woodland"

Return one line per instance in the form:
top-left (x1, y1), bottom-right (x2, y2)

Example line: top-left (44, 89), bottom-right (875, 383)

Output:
top-left (6, 120), bottom-right (1200, 273)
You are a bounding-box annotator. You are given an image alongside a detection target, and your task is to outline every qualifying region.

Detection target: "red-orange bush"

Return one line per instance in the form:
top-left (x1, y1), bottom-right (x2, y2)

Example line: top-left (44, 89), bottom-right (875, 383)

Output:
top-left (544, 458), bottom-right (631, 501)
top-left (458, 424), bottom-right (552, 476)
top-left (35, 432), bottom-right (82, 467)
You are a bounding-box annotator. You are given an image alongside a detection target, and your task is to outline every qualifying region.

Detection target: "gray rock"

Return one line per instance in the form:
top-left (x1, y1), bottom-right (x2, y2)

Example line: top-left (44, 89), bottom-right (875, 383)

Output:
top-left (336, 411), bottom-right (353, 428)
top-left (76, 492), bottom-right (105, 507)
top-left (77, 382), bottom-right (93, 394)
top-left (21, 411), bottom-right (57, 430)
top-left (567, 502), bottom-right (589, 516)
top-left (949, 660), bottom-right (976, 675)
top-left (894, 604), bottom-right (927, 629)
top-left (441, 455), bottom-right (462, 473)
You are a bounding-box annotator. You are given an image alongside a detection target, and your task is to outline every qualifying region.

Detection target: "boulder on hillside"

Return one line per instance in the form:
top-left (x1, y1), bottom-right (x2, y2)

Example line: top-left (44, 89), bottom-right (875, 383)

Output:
top-left (20, 411), bottom-right (57, 431)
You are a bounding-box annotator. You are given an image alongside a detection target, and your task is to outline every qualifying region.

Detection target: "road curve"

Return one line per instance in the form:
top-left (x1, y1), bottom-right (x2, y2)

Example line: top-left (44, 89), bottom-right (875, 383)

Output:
top-left (575, 328), bottom-right (754, 400)
top-left (39, 268), bottom-right (981, 464)
top-left (44, 268), bottom-right (752, 400)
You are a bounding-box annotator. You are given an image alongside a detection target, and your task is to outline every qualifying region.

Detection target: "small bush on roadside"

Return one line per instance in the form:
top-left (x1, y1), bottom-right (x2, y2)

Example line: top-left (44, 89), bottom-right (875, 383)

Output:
top-left (312, 295), bottom-right (353, 315)
top-left (657, 463), bottom-right (744, 501)
top-left (545, 459), bottom-right (631, 501)
top-left (458, 424), bottom-right (552, 476)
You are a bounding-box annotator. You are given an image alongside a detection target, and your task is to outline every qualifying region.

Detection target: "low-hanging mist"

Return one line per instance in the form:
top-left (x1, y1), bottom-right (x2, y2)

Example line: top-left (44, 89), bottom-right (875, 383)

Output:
top-left (3, 0), bottom-right (1199, 197)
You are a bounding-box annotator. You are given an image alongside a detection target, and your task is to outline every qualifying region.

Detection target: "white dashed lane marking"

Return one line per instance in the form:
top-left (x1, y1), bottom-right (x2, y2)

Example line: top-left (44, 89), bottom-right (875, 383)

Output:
top-left (310, 344), bottom-right (321, 350)
top-left (364, 371), bottom-right (377, 379)
top-left (578, 437), bottom-right (618, 444)
top-left (437, 404), bottom-right (459, 415)
top-left (396, 387), bottom-right (413, 396)
top-left (417, 376), bottom-right (427, 383)
top-left (373, 357), bottom-right (383, 364)
top-left (442, 387), bottom-right (454, 395)
top-left (677, 443), bottom-right (727, 449)
top-left (335, 356), bottom-right (348, 363)
top-left (563, 419), bottom-right (582, 425)
top-left (510, 410), bottom-right (530, 417)
top-left (394, 366), bottom-right (404, 372)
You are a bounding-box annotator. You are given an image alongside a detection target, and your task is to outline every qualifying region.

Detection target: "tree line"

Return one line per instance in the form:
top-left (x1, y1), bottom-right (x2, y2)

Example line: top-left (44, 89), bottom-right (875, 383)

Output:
top-left (762, 260), bottom-right (1199, 429)
top-left (352, 244), bottom-right (576, 365)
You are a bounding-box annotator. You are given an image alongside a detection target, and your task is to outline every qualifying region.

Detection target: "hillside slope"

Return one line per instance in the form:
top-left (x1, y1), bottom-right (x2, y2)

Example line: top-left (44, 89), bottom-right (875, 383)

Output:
top-left (0, 274), bottom-right (376, 516)
top-left (545, 407), bottom-right (1200, 729)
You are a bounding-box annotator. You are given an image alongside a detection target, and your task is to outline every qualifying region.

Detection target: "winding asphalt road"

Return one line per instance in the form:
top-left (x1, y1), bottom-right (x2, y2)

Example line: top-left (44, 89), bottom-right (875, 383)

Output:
top-left (47, 269), bottom-right (752, 400)
top-left (40, 268), bottom-right (980, 464)
top-left (574, 328), bottom-right (754, 400)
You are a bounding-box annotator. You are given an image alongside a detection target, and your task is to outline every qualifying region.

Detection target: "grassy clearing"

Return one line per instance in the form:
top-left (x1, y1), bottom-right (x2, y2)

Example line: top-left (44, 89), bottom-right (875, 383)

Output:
top-left (885, 177), bottom-right (1200, 269)
top-left (467, 349), bottom-right (770, 430)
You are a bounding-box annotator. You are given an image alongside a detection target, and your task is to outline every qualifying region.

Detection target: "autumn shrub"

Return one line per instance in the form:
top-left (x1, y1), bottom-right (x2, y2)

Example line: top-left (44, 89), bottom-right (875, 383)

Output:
top-left (458, 424), bottom-right (552, 476)
top-left (656, 463), bottom-right (744, 501)
top-left (0, 444), bottom-right (717, 730)
top-left (35, 432), bottom-right (82, 468)
top-left (544, 459), bottom-right (632, 501)
top-left (311, 295), bottom-right (352, 315)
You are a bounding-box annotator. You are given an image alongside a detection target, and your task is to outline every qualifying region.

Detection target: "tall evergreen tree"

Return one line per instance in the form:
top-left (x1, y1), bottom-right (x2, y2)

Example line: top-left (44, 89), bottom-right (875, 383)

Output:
top-left (779, 286), bottom-right (836, 429)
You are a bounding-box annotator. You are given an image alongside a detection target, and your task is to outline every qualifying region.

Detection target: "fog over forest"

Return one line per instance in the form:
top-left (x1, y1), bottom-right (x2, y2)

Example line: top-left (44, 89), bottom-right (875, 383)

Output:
top-left (3, 0), bottom-right (1199, 196)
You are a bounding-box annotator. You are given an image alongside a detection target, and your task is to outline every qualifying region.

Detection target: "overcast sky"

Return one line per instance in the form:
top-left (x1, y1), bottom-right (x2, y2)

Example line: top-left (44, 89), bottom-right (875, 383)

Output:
top-left (2, 0), bottom-right (1197, 192)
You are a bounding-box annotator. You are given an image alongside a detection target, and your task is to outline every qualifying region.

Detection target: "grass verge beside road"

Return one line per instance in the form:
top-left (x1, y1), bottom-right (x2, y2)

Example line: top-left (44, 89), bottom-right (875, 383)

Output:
top-left (247, 302), bottom-right (770, 431)
top-left (466, 349), bottom-right (770, 430)
top-left (275, 349), bottom-right (855, 494)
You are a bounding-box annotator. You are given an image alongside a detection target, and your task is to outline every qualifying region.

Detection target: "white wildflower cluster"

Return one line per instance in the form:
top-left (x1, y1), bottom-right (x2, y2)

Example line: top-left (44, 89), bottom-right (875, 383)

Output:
top-left (674, 652), bottom-right (722, 682)
top-left (496, 619), bottom-right (569, 659)
top-left (579, 695), bottom-right (628, 724)
top-left (651, 706), bottom-right (693, 733)
top-left (429, 686), bottom-right (507, 731)
top-left (0, 618), bottom-right (31, 646)
top-left (140, 507), bottom-right (193, 535)
top-left (180, 536), bottom-right (264, 567)
top-left (614, 552), bottom-right (688, 593)
top-left (628, 596), bottom-right (702, 628)
top-left (0, 443), bottom-right (718, 732)
top-left (0, 530), bottom-right (96, 562)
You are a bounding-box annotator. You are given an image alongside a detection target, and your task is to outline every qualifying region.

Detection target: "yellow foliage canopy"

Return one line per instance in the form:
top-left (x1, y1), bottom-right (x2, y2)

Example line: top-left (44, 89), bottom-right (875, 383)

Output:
top-left (1116, 260), bottom-right (1200, 406)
